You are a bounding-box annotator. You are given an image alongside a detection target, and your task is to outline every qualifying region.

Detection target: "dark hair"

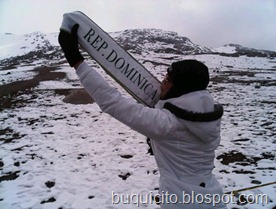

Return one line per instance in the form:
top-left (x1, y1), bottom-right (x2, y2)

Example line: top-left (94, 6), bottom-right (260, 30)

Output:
top-left (163, 60), bottom-right (209, 99)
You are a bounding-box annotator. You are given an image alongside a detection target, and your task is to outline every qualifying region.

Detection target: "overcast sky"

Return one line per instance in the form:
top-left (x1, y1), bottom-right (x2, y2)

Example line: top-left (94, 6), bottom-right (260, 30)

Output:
top-left (0, 0), bottom-right (275, 51)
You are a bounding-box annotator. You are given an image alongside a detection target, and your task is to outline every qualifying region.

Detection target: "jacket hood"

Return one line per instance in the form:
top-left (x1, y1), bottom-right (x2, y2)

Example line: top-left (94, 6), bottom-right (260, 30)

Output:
top-left (156, 90), bottom-right (223, 142)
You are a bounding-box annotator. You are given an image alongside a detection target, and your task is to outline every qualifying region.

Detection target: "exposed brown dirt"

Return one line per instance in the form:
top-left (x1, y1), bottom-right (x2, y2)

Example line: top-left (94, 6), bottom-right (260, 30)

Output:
top-left (0, 66), bottom-right (94, 110)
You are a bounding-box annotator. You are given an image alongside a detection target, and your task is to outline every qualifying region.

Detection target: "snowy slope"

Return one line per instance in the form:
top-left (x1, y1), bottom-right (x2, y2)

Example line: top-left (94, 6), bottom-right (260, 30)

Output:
top-left (213, 45), bottom-right (237, 54)
top-left (110, 28), bottom-right (213, 55)
top-left (0, 32), bottom-right (59, 60)
top-left (212, 44), bottom-right (276, 57)
top-left (0, 30), bottom-right (275, 209)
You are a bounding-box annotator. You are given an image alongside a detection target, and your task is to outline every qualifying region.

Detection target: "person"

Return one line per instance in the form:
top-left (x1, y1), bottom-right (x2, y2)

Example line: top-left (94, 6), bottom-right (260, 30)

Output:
top-left (58, 24), bottom-right (227, 209)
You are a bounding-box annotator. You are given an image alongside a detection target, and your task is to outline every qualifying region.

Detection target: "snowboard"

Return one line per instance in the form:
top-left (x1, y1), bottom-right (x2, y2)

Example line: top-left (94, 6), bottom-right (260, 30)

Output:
top-left (60, 11), bottom-right (161, 107)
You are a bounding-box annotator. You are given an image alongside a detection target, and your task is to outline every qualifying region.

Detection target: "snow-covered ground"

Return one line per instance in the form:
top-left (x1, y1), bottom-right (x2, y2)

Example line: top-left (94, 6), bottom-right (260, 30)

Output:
top-left (0, 32), bottom-right (275, 209)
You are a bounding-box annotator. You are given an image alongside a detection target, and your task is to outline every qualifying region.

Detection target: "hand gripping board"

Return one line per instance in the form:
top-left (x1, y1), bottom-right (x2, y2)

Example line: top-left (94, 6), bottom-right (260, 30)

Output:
top-left (60, 11), bottom-right (161, 107)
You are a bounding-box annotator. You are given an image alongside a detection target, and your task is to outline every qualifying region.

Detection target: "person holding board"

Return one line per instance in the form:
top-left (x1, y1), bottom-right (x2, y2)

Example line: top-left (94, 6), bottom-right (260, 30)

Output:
top-left (58, 24), bottom-right (227, 209)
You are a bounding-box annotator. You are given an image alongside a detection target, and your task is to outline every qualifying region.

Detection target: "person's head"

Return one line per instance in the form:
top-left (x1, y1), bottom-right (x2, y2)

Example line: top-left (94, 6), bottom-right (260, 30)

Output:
top-left (160, 60), bottom-right (209, 100)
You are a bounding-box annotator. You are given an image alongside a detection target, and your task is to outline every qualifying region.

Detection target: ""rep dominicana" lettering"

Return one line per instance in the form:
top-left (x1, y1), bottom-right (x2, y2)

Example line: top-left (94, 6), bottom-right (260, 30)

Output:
top-left (83, 28), bottom-right (158, 101)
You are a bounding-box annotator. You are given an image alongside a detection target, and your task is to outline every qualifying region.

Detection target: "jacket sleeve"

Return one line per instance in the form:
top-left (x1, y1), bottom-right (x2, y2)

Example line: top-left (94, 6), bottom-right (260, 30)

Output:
top-left (76, 62), bottom-right (176, 139)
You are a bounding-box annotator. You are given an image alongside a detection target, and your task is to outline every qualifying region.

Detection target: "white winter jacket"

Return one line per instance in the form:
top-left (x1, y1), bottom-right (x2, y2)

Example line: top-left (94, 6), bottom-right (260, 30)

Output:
top-left (76, 62), bottom-right (227, 209)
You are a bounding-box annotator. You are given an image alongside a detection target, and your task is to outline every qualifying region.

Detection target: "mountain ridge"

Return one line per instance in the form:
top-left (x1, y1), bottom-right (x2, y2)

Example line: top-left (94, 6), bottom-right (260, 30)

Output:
top-left (0, 28), bottom-right (275, 69)
top-left (110, 28), bottom-right (213, 55)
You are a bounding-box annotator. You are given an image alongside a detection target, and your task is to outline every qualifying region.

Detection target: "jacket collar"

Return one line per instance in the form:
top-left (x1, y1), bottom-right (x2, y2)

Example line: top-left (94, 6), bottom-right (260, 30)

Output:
top-left (164, 102), bottom-right (223, 122)
top-left (156, 90), bottom-right (223, 122)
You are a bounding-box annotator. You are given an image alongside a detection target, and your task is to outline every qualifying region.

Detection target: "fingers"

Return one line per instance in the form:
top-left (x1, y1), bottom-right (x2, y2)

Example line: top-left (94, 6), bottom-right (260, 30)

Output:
top-left (58, 24), bottom-right (79, 48)
top-left (58, 31), bottom-right (67, 46)
top-left (71, 24), bottom-right (79, 35)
